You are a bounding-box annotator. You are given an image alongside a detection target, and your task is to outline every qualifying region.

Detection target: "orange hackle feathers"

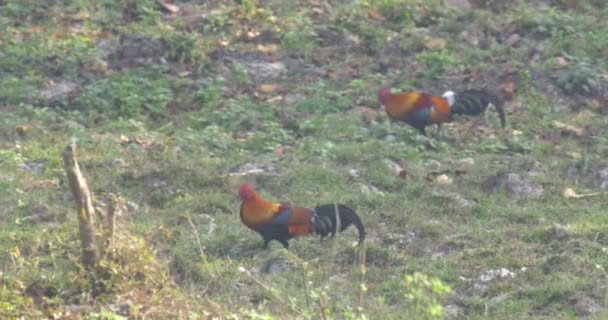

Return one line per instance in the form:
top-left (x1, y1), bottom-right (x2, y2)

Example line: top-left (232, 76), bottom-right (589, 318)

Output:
top-left (377, 86), bottom-right (505, 135)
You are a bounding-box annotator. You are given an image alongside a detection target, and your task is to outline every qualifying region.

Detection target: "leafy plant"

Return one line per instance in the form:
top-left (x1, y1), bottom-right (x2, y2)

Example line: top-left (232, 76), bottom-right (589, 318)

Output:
top-left (555, 57), bottom-right (600, 96)
top-left (403, 272), bottom-right (452, 320)
top-left (416, 50), bottom-right (455, 81)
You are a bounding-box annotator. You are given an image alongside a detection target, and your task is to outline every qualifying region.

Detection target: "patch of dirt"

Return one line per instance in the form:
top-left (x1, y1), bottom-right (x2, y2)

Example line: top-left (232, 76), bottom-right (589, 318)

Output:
top-left (564, 164), bottom-right (608, 190)
top-left (109, 34), bottom-right (168, 70)
top-left (570, 292), bottom-right (603, 316)
top-left (38, 80), bottom-right (80, 104)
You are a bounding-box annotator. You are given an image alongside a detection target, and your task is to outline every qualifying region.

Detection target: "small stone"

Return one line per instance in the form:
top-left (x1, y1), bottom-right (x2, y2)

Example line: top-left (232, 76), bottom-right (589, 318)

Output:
top-left (39, 81), bottom-right (79, 103)
top-left (546, 224), bottom-right (570, 241)
top-left (428, 189), bottom-right (470, 208)
top-left (554, 56), bottom-right (569, 67)
top-left (435, 174), bottom-right (453, 185)
top-left (478, 268), bottom-right (516, 283)
top-left (424, 159), bottom-right (442, 171)
top-left (356, 182), bottom-right (385, 196)
top-left (505, 33), bottom-right (521, 46)
top-left (262, 258), bottom-right (293, 275)
top-left (570, 292), bottom-right (602, 316)
top-left (245, 61), bottom-right (286, 80)
top-left (481, 172), bottom-right (544, 200)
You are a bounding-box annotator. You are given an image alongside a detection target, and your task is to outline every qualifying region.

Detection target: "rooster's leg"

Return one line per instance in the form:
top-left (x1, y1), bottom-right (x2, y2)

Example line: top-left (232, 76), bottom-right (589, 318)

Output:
top-left (279, 239), bottom-right (289, 249)
top-left (416, 125), bottom-right (427, 136)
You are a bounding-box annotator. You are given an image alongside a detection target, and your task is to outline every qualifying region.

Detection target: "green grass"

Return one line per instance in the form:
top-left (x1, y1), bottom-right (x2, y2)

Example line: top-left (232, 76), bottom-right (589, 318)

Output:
top-left (1, 0), bottom-right (608, 319)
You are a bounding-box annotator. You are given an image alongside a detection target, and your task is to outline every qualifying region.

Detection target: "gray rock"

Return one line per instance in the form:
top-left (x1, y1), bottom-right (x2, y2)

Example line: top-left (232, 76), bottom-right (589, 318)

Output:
top-left (424, 159), bottom-right (442, 171)
top-left (262, 258), bottom-right (293, 275)
top-left (594, 166), bottom-right (608, 190)
top-left (546, 224), bottom-right (569, 241)
top-left (443, 304), bottom-right (463, 320)
top-left (244, 61), bottom-right (286, 80)
top-left (570, 292), bottom-right (602, 316)
top-left (39, 81), bottom-right (79, 103)
top-left (428, 189), bottom-right (470, 208)
top-left (17, 161), bottom-right (45, 175)
top-left (481, 172), bottom-right (544, 199)
top-left (478, 268), bottom-right (516, 283)
top-left (356, 182), bottom-right (385, 196)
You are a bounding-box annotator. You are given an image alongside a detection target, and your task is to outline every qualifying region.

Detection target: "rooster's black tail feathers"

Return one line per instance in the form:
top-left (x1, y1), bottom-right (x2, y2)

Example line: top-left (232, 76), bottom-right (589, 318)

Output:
top-left (452, 90), bottom-right (506, 128)
top-left (313, 204), bottom-right (366, 244)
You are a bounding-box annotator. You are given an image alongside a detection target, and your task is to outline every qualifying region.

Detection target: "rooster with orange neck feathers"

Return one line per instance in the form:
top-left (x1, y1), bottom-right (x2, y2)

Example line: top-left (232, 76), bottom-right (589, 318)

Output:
top-left (377, 86), bottom-right (506, 136)
top-left (238, 183), bottom-right (365, 248)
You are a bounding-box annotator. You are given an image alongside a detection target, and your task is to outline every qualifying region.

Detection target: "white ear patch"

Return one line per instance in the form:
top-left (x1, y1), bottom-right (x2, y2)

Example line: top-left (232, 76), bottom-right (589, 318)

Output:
top-left (442, 90), bottom-right (456, 106)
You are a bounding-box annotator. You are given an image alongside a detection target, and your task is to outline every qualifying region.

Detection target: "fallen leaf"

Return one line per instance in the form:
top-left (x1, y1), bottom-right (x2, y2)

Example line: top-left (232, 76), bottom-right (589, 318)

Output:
top-left (16, 124), bottom-right (33, 136)
top-left (435, 174), bottom-right (453, 185)
top-left (554, 56), bottom-right (568, 67)
top-left (265, 96), bottom-right (283, 104)
top-left (259, 84), bottom-right (280, 94)
top-left (356, 106), bottom-right (378, 124)
top-left (368, 10), bottom-right (384, 21)
top-left (257, 44), bottom-right (278, 54)
top-left (177, 70), bottom-right (192, 77)
top-left (64, 11), bottom-right (90, 22)
top-left (25, 26), bottom-right (45, 34)
top-left (266, 96), bottom-right (283, 103)
top-left (553, 121), bottom-right (585, 137)
top-left (424, 38), bottom-right (447, 50)
top-left (326, 70), bottom-right (338, 80)
top-left (274, 145), bottom-right (286, 155)
top-left (158, 0), bottom-right (180, 13)
top-left (500, 81), bottom-right (517, 99)
top-left (563, 187), bottom-right (605, 199)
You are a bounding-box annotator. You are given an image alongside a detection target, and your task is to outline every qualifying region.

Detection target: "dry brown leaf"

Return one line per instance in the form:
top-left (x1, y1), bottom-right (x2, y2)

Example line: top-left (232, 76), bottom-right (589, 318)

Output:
top-left (257, 44), bottom-right (278, 54)
top-left (368, 10), bottom-right (384, 21)
top-left (424, 38), bottom-right (447, 50)
top-left (500, 81), bottom-right (517, 99)
top-left (356, 106), bottom-right (378, 124)
top-left (25, 26), bottom-right (45, 34)
top-left (273, 145), bottom-right (286, 155)
top-left (16, 124), bottom-right (33, 136)
top-left (326, 70), bottom-right (338, 80)
top-left (258, 84), bottom-right (280, 94)
top-left (554, 56), bottom-right (568, 67)
top-left (158, 0), bottom-right (180, 13)
top-left (65, 11), bottom-right (90, 22)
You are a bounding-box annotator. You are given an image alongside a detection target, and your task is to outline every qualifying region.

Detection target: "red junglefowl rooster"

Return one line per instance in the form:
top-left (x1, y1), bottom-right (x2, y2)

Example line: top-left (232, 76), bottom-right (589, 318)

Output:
top-left (377, 86), bottom-right (506, 136)
top-left (238, 183), bottom-right (365, 248)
